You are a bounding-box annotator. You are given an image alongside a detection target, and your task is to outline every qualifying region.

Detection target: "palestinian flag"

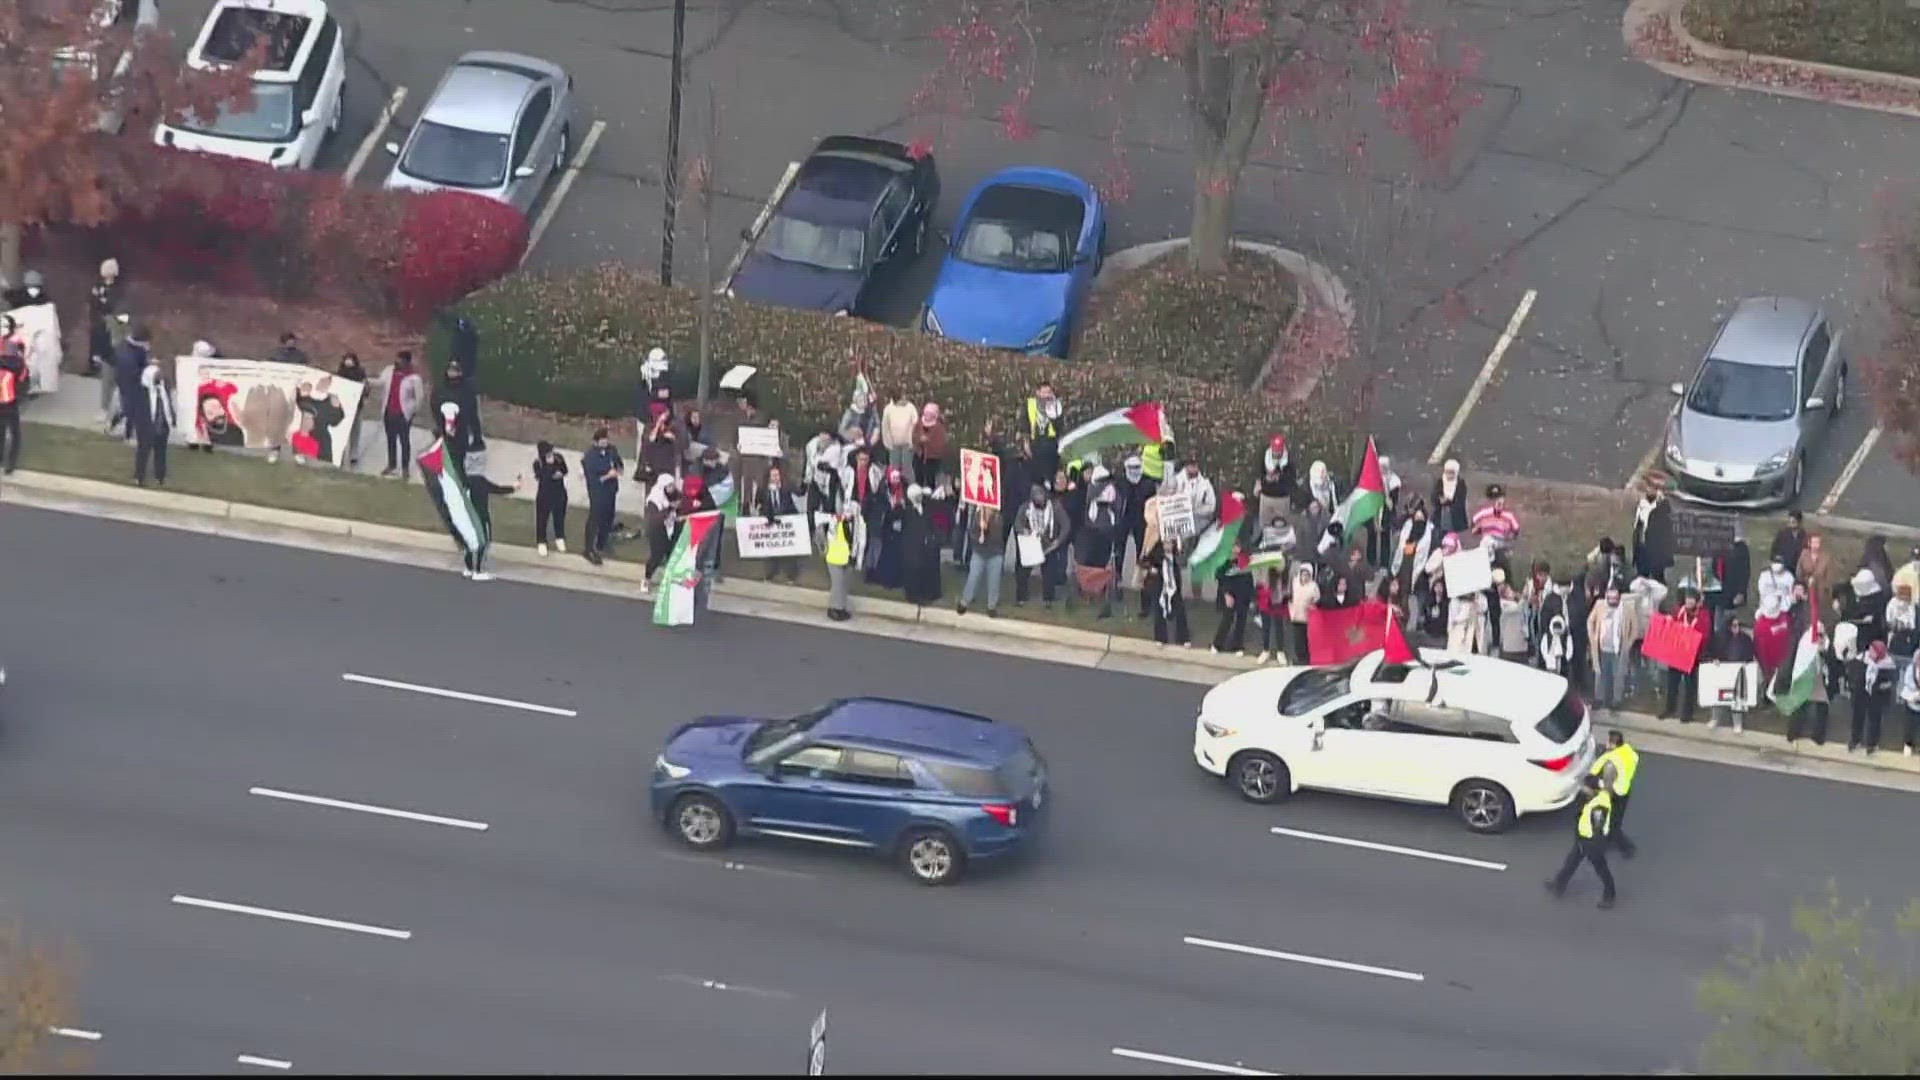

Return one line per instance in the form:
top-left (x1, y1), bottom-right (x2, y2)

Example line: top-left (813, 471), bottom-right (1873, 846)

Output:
top-left (1768, 624), bottom-right (1823, 715)
top-left (1057, 402), bottom-right (1173, 466)
top-left (1383, 606), bottom-right (1417, 665)
top-left (1334, 437), bottom-right (1387, 543)
top-left (851, 368), bottom-right (873, 408)
top-left (1188, 490), bottom-right (1248, 580)
top-left (654, 510), bottom-right (725, 626)
top-left (418, 438), bottom-right (485, 558)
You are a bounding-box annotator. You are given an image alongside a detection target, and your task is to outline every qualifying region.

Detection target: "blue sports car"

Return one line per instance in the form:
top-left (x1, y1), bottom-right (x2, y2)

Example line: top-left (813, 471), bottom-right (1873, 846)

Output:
top-left (649, 697), bottom-right (1047, 885)
top-left (921, 167), bottom-right (1106, 358)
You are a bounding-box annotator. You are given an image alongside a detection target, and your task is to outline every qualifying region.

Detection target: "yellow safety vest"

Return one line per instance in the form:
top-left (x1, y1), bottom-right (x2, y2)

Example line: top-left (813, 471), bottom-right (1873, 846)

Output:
top-left (824, 520), bottom-right (852, 567)
top-left (1142, 442), bottom-right (1165, 481)
top-left (1589, 743), bottom-right (1638, 796)
top-left (1026, 398), bottom-right (1059, 441)
top-left (1576, 790), bottom-right (1613, 840)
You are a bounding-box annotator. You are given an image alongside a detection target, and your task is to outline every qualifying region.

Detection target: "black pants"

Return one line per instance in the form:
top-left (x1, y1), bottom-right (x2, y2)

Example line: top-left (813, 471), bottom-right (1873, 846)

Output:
top-left (134, 425), bottom-right (168, 484)
top-left (1608, 791), bottom-right (1636, 856)
top-left (1851, 691), bottom-right (1885, 750)
top-left (912, 454), bottom-right (938, 489)
top-left (644, 522), bottom-right (673, 579)
top-left (0, 409), bottom-right (18, 472)
top-left (1014, 557), bottom-right (1057, 604)
top-left (383, 411), bottom-right (412, 474)
top-left (1214, 597), bottom-right (1249, 653)
top-left (1260, 615), bottom-right (1283, 654)
top-left (1663, 666), bottom-right (1698, 721)
top-left (1154, 593), bottom-right (1190, 645)
top-left (1788, 701), bottom-right (1828, 745)
top-left (1549, 837), bottom-right (1616, 901)
top-left (535, 489), bottom-right (567, 544)
top-left (586, 491), bottom-right (616, 554)
top-left (1906, 703), bottom-right (1920, 750)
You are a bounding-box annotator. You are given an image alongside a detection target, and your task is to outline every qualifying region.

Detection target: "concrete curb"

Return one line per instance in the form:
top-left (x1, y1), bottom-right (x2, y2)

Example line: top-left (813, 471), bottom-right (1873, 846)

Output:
top-left (3, 467), bottom-right (1918, 793)
top-left (1624, 0), bottom-right (1920, 121)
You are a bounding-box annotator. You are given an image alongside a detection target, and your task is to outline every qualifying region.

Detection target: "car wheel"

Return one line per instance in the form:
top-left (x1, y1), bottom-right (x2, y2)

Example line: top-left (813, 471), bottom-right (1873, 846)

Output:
top-left (1229, 751), bottom-right (1291, 805)
top-left (901, 828), bottom-right (965, 886)
top-left (555, 125), bottom-right (571, 174)
top-left (669, 793), bottom-right (734, 851)
top-left (1451, 779), bottom-right (1515, 834)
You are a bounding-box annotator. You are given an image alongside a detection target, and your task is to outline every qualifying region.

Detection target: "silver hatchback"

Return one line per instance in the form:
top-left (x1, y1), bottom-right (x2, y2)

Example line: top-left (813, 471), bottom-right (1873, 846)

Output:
top-left (383, 50), bottom-right (574, 213)
top-left (1662, 297), bottom-right (1848, 508)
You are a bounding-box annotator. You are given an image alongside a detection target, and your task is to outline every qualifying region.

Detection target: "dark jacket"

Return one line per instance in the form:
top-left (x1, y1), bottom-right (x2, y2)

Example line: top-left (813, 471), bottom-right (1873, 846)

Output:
top-left (1707, 540), bottom-right (1751, 610)
top-left (756, 482), bottom-right (800, 518)
top-left (129, 372), bottom-right (176, 434)
top-left (435, 376), bottom-right (482, 449)
top-left (115, 339), bottom-right (149, 396)
top-left (1769, 526), bottom-right (1808, 574)
top-left (532, 453), bottom-right (569, 498)
top-left (467, 474), bottom-right (515, 527)
top-left (1632, 499), bottom-right (1675, 579)
top-left (581, 444), bottom-right (623, 496)
top-left (1075, 503), bottom-right (1119, 567)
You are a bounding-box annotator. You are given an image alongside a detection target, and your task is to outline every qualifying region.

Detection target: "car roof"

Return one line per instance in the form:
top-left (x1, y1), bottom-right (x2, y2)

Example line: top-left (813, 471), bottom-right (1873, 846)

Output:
top-left (1354, 650), bottom-right (1568, 723)
top-left (811, 697), bottom-right (1022, 762)
top-left (423, 58), bottom-right (547, 134)
top-left (786, 153), bottom-right (894, 226)
top-left (1709, 297), bottom-right (1821, 369)
top-left (969, 182), bottom-right (1083, 229)
top-left (195, 0), bottom-right (326, 76)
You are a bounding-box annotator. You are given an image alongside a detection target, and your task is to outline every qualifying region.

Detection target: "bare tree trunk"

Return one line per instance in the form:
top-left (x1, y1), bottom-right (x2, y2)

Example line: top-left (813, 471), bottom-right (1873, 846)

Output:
top-left (0, 222), bottom-right (21, 286)
top-left (1188, 157), bottom-right (1239, 275)
top-left (1181, 9), bottom-right (1280, 275)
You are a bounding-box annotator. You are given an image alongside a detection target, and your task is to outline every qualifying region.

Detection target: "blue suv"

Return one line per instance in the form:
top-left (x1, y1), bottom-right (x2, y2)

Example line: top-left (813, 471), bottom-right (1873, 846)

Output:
top-left (649, 697), bottom-right (1048, 885)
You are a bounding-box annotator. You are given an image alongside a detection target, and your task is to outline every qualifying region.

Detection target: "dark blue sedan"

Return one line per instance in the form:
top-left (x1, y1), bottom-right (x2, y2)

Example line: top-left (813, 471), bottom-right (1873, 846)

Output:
top-left (922, 167), bottom-right (1105, 357)
top-left (650, 697), bottom-right (1047, 885)
top-left (726, 136), bottom-right (940, 318)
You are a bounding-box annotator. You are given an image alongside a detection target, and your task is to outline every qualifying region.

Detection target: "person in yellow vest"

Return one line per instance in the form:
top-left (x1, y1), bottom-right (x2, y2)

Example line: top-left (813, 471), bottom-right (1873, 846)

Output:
top-left (1026, 381), bottom-right (1062, 482)
top-left (1590, 729), bottom-right (1639, 858)
top-left (1142, 439), bottom-right (1167, 483)
top-left (1545, 774), bottom-right (1617, 909)
top-left (823, 500), bottom-right (860, 622)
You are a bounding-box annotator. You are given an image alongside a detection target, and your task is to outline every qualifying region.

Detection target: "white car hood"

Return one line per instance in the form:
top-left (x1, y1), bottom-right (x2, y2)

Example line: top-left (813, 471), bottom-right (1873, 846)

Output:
top-left (1201, 667), bottom-right (1306, 718)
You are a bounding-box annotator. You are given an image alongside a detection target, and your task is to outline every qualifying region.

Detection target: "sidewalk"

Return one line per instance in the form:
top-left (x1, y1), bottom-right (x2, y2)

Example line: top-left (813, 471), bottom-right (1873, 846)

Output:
top-left (23, 374), bottom-right (657, 517)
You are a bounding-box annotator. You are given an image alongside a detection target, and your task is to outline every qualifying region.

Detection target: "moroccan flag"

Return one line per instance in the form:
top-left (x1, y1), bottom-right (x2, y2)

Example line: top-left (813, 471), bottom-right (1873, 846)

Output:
top-left (1188, 490), bottom-right (1247, 580)
top-left (1383, 606), bottom-right (1417, 665)
top-left (417, 438), bottom-right (484, 558)
top-left (1643, 612), bottom-right (1705, 673)
top-left (1057, 402), bottom-right (1173, 466)
top-left (1334, 437), bottom-right (1386, 541)
top-left (1307, 599), bottom-right (1391, 664)
top-left (1768, 624), bottom-right (1823, 715)
top-left (654, 511), bottom-right (725, 627)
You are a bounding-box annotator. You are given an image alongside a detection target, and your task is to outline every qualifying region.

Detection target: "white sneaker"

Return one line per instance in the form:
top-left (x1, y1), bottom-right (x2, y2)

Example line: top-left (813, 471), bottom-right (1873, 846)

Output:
top-left (471, 572), bottom-right (495, 582)
top-left (1210, 646), bottom-right (1220, 654)
top-left (1257, 651), bottom-right (1271, 663)
top-left (461, 568), bottom-right (473, 579)
top-left (555, 539), bottom-right (567, 554)
top-left (1906, 745), bottom-right (1913, 757)
top-left (1732, 719), bottom-right (1744, 734)
top-left (537, 543), bottom-right (549, 557)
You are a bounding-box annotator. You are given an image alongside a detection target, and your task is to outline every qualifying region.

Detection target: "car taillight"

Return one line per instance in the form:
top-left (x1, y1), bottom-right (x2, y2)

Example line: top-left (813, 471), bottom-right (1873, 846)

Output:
top-left (982, 803), bottom-right (1018, 827)
top-left (1531, 755), bottom-right (1575, 772)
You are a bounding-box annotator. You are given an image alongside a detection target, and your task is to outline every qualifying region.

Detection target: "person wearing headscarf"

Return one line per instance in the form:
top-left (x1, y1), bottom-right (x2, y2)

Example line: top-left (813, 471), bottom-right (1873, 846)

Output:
top-left (1430, 458), bottom-right (1468, 534)
top-left (1111, 455), bottom-right (1151, 602)
top-left (1886, 582), bottom-right (1917, 690)
top-left (1305, 459), bottom-right (1337, 519)
top-left (1294, 496), bottom-right (1330, 574)
top-left (866, 467), bottom-right (910, 590)
top-left (910, 401), bottom-right (948, 489)
top-left (1862, 535), bottom-right (1895, 594)
top-left (1013, 482), bottom-right (1065, 607)
top-left (1142, 530), bottom-right (1190, 647)
top-left (1212, 540), bottom-right (1256, 655)
top-left (640, 471), bottom-right (682, 585)
top-left (1366, 454), bottom-right (1403, 567)
top-left (1538, 613), bottom-right (1573, 676)
top-left (1074, 480), bottom-right (1121, 617)
top-left (1710, 614), bottom-right (1757, 733)
top-left (531, 440), bottom-right (570, 557)
top-left (1895, 544), bottom-right (1920, 599)
top-left (901, 483), bottom-right (943, 604)
top-left (1259, 434), bottom-right (1297, 523)
top-left (1447, 575), bottom-right (1488, 655)
top-left (803, 427), bottom-right (846, 541)
top-left (1847, 638), bottom-right (1898, 753)
top-left (435, 358), bottom-right (482, 452)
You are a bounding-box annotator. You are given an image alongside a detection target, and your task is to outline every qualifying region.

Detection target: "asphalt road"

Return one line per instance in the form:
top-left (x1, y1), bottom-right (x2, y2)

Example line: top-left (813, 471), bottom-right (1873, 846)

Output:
top-left (5, 501), bottom-right (1920, 1074)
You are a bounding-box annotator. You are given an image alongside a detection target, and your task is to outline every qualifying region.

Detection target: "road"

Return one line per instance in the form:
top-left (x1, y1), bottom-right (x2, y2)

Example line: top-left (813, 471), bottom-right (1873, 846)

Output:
top-left (5, 502), bottom-right (1920, 1074)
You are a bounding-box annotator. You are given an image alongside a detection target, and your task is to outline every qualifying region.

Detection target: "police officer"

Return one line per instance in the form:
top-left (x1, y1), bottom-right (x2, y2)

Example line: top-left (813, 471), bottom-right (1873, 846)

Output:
top-left (1590, 729), bottom-right (1639, 858)
top-left (1545, 773), bottom-right (1617, 909)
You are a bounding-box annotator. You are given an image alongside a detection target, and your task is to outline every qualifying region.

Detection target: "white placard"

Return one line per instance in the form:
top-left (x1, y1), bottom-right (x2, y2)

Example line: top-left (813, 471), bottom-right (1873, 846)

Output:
top-left (1442, 544), bottom-right (1494, 597)
top-left (174, 355), bottom-right (367, 467)
top-left (719, 364), bottom-right (756, 391)
top-left (737, 425), bottom-right (783, 458)
top-left (735, 513), bottom-right (814, 558)
top-left (5, 301), bottom-right (61, 394)
top-left (1157, 491), bottom-right (1195, 539)
top-left (1697, 661), bottom-right (1761, 709)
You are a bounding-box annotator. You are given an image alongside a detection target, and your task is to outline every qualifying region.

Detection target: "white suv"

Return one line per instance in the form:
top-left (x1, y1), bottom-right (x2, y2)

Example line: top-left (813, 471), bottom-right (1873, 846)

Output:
top-left (1192, 648), bottom-right (1595, 833)
top-left (154, 0), bottom-right (345, 170)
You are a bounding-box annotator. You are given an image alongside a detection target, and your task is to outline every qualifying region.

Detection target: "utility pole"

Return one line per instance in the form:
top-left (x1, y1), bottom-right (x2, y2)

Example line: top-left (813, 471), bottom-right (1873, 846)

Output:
top-left (659, 0), bottom-right (688, 287)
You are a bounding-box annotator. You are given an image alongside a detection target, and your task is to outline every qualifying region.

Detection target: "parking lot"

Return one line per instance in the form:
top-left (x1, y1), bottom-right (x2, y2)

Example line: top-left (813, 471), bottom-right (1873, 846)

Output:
top-left (152, 0), bottom-right (1920, 528)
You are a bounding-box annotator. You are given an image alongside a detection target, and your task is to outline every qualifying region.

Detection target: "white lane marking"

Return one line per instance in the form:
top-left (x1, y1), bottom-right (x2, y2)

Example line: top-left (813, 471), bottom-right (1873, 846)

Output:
top-left (249, 787), bottom-right (489, 831)
top-left (1428, 288), bottom-right (1538, 465)
top-left (1269, 826), bottom-right (1506, 871)
top-left (171, 895), bottom-right (412, 941)
top-left (342, 85), bottom-right (408, 184)
top-left (49, 1027), bottom-right (102, 1041)
top-left (523, 118), bottom-right (607, 265)
top-left (660, 972), bottom-right (793, 1000)
top-left (236, 1054), bottom-right (293, 1070)
top-left (1112, 1048), bottom-right (1279, 1076)
top-left (721, 160), bottom-right (800, 289)
top-left (340, 672), bottom-right (578, 717)
top-left (1818, 424), bottom-right (1880, 514)
top-left (1183, 935), bottom-right (1424, 983)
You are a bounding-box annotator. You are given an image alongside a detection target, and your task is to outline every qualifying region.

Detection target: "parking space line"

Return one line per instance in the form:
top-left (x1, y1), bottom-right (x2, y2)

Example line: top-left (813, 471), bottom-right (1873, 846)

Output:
top-left (236, 1054), bottom-right (293, 1070)
top-left (340, 672), bottom-right (578, 717)
top-left (171, 895), bottom-right (413, 941)
top-left (1269, 827), bottom-right (1506, 871)
top-left (522, 118), bottom-right (607, 266)
top-left (1429, 289), bottom-right (1537, 466)
top-left (1818, 424), bottom-right (1881, 514)
top-left (721, 160), bottom-right (800, 290)
top-left (49, 1027), bottom-right (101, 1041)
top-left (249, 786), bottom-right (490, 831)
top-left (1183, 935), bottom-right (1425, 983)
top-left (342, 86), bottom-right (407, 184)
top-left (1111, 1048), bottom-right (1279, 1076)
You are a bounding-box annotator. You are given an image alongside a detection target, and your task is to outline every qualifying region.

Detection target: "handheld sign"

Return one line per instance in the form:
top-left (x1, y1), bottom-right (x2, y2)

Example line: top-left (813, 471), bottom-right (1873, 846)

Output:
top-left (736, 425), bottom-right (783, 458)
top-left (959, 448), bottom-right (1001, 510)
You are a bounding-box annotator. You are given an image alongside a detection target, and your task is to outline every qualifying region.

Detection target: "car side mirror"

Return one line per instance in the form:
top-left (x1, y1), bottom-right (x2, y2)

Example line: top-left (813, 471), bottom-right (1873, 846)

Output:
top-left (383, 140), bottom-right (400, 156)
top-left (1804, 396), bottom-right (1826, 411)
top-left (1669, 382), bottom-right (1685, 397)
top-left (514, 164), bottom-right (536, 179)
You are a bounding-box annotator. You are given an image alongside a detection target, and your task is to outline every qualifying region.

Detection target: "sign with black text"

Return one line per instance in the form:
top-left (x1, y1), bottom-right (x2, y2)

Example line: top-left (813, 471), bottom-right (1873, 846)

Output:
top-left (1671, 506), bottom-right (1738, 558)
top-left (735, 513), bottom-right (813, 559)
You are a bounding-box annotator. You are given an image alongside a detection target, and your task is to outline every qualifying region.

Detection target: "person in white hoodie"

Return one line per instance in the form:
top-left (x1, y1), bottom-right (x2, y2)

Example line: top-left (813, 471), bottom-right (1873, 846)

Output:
top-left (1755, 554), bottom-right (1794, 615)
top-left (1306, 459), bottom-right (1337, 517)
top-left (1885, 582), bottom-right (1917, 691)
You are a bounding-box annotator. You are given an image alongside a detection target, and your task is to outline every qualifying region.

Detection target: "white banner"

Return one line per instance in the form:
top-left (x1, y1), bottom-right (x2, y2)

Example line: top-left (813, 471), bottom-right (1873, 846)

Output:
top-left (1157, 491), bottom-right (1195, 539)
top-left (1442, 544), bottom-right (1494, 597)
top-left (175, 356), bottom-right (367, 467)
top-left (1698, 661), bottom-right (1761, 709)
top-left (737, 424), bottom-right (783, 457)
top-left (735, 513), bottom-right (814, 558)
top-left (5, 301), bottom-right (61, 395)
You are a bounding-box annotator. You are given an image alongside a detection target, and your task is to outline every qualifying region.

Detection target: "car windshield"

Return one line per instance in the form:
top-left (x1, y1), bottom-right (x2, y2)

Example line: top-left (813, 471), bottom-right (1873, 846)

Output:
top-left (400, 120), bottom-right (511, 189)
top-left (172, 80), bottom-right (296, 142)
top-left (957, 217), bottom-right (1070, 273)
top-left (1688, 358), bottom-right (1797, 422)
top-left (743, 705), bottom-right (833, 762)
top-left (760, 214), bottom-right (865, 272)
top-left (1535, 688), bottom-right (1586, 745)
top-left (1278, 662), bottom-right (1359, 716)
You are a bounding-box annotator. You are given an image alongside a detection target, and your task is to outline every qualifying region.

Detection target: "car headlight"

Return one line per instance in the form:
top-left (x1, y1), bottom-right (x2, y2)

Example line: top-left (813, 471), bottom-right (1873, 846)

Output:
top-left (1025, 323), bottom-right (1059, 351)
top-left (1757, 448), bottom-right (1794, 474)
top-left (1200, 720), bottom-right (1235, 739)
top-left (923, 307), bottom-right (944, 336)
top-left (654, 754), bottom-right (691, 780)
top-left (1663, 426), bottom-right (1684, 466)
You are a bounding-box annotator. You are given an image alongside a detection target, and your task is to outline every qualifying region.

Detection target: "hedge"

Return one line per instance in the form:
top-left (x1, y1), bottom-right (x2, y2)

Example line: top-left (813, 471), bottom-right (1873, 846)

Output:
top-left (111, 147), bottom-right (527, 321)
top-left (439, 265), bottom-right (1353, 487)
top-left (1078, 250), bottom-right (1297, 387)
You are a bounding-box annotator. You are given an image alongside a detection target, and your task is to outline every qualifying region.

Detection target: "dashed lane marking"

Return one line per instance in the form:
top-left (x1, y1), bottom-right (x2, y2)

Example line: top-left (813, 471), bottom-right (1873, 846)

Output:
top-left (1183, 935), bottom-right (1425, 983)
top-left (1269, 827), bottom-right (1506, 871)
top-left (250, 786), bottom-right (490, 831)
top-left (340, 672), bottom-right (578, 717)
top-left (172, 895), bottom-right (412, 941)
top-left (1111, 1048), bottom-right (1280, 1076)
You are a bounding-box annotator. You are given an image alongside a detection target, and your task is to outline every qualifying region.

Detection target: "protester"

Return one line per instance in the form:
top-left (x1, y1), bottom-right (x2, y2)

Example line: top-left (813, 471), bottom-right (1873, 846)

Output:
top-left (1711, 615), bottom-right (1757, 733)
top-left (1849, 639), bottom-right (1897, 753)
top-left (642, 472), bottom-right (681, 583)
top-left (901, 483), bottom-right (944, 604)
top-left (1539, 614), bottom-right (1574, 676)
top-left (1470, 484), bottom-right (1520, 562)
top-left (130, 349), bottom-right (175, 488)
top-left (1305, 459), bottom-right (1337, 518)
top-left (460, 451), bottom-right (519, 581)
top-left (881, 390), bottom-right (917, 469)
top-left (1255, 564), bottom-right (1285, 662)
top-left (1075, 481), bottom-right (1120, 617)
top-left (87, 258), bottom-right (122, 379)
top-left (1587, 584), bottom-right (1632, 712)
top-left (1108, 454), bottom-right (1146, 604)
top-left (377, 350), bottom-right (425, 479)
top-left (639, 403), bottom-right (680, 482)
top-left (1796, 533), bottom-right (1832, 601)
top-left (957, 505), bottom-right (1005, 617)
top-left (1323, 575), bottom-right (1356, 611)
top-left (1843, 567), bottom-right (1885, 644)
top-left (1899, 649), bottom-right (1920, 757)
top-left (1012, 482), bottom-right (1064, 607)
top-left (1448, 578), bottom-right (1488, 654)
top-left (0, 328), bottom-right (24, 473)
top-left (1753, 594), bottom-right (1792, 684)
top-left (330, 351), bottom-right (369, 468)
top-left (531, 441), bottom-right (570, 557)
top-left (437, 358), bottom-right (482, 452)
top-left (865, 468), bottom-right (908, 589)
top-left (268, 331), bottom-right (309, 366)
top-left (754, 463), bottom-right (803, 584)
top-left (1431, 458), bottom-right (1468, 534)
top-left (1257, 435), bottom-right (1295, 527)
top-left (109, 321), bottom-right (149, 443)
top-left (1026, 380), bottom-right (1063, 482)
top-left (1212, 542), bottom-right (1255, 655)
top-left (1658, 589), bottom-right (1712, 723)
top-left (1287, 563), bottom-right (1319, 661)
top-left (581, 427), bottom-right (623, 566)
top-left (1770, 509), bottom-right (1808, 571)
top-left (1895, 546), bottom-right (1920, 598)
top-left (1887, 583), bottom-right (1917, 689)
top-left (1143, 532), bottom-right (1190, 647)
top-left (1631, 481), bottom-right (1675, 582)
top-left (1755, 550), bottom-right (1794, 613)
top-left (1366, 455), bottom-right (1403, 567)
top-left (1862, 535), bottom-right (1895, 593)
top-left (823, 499), bottom-right (861, 621)
top-left (1497, 580), bottom-right (1530, 664)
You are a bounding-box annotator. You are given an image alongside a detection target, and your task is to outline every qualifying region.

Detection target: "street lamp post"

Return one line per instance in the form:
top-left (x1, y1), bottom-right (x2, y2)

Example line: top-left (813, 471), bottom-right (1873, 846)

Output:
top-left (660, 0), bottom-right (688, 287)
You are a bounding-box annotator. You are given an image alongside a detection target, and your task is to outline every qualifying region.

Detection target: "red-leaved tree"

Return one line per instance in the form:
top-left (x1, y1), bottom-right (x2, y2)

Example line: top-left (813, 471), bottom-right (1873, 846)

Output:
top-left (0, 0), bottom-right (260, 280)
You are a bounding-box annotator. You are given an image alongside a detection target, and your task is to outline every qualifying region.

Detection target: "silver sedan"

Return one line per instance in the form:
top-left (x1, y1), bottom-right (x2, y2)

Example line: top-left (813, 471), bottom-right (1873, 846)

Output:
top-left (383, 50), bottom-right (575, 213)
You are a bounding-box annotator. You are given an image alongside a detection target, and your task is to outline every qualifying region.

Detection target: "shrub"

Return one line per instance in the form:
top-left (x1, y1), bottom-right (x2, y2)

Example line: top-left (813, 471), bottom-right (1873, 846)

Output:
top-left (440, 265), bottom-right (1352, 487)
top-left (1078, 250), bottom-right (1297, 386)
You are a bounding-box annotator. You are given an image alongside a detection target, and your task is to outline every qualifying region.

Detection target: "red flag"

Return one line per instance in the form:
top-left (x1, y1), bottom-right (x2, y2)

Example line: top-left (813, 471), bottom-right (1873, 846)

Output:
top-left (1642, 612), bottom-right (1705, 674)
top-left (1307, 600), bottom-right (1390, 664)
top-left (1383, 606), bottom-right (1417, 665)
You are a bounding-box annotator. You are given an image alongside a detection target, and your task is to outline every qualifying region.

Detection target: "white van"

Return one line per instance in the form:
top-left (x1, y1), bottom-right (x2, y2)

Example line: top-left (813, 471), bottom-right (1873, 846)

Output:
top-left (153, 0), bottom-right (345, 170)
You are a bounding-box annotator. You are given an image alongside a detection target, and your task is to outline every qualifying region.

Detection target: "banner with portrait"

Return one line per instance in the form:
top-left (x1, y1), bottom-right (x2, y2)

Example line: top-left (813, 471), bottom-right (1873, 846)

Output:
top-left (175, 356), bottom-right (366, 467)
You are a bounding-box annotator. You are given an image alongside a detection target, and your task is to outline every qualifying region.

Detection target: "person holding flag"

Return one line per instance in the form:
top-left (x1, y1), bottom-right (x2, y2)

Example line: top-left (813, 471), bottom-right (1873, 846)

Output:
top-left (1774, 617), bottom-right (1831, 745)
top-left (1332, 437), bottom-right (1389, 551)
top-left (654, 510), bottom-right (726, 627)
top-left (417, 434), bottom-right (488, 581)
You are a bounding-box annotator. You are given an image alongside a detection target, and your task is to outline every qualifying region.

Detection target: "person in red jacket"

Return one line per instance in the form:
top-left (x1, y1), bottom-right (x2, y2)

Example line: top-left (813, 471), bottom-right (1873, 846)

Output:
top-left (1658, 588), bottom-right (1714, 723)
top-left (1255, 564), bottom-right (1285, 662)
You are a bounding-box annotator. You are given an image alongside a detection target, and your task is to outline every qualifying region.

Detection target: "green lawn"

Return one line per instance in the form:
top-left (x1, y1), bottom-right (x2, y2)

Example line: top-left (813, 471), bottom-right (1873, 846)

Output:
top-left (1686, 0), bottom-right (1920, 79)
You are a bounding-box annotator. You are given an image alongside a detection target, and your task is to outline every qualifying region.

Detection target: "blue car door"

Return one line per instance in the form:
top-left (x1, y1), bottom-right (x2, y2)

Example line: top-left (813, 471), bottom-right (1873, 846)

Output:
top-left (743, 744), bottom-right (847, 841)
top-left (808, 748), bottom-right (919, 849)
